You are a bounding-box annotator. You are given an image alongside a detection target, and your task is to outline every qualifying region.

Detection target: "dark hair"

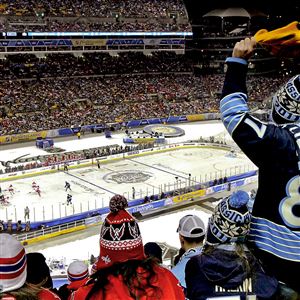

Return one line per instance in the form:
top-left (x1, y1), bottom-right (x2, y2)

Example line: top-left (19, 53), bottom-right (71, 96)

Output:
top-left (86, 257), bottom-right (162, 300)
top-left (182, 228), bottom-right (205, 244)
top-left (26, 252), bottom-right (53, 289)
top-left (173, 248), bottom-right (185, 266)
top-left (144, 242), bottom-right (163, 264)
top-left (182, 236), bottom-right (205, 244)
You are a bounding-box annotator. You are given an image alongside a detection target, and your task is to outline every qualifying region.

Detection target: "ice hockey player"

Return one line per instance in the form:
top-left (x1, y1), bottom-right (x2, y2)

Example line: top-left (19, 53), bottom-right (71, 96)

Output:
top-left (32, 181), bottom-right (37, 189)
top-left (64, 163), bottom-right (69, 172)
top-left (8, 184), bottom-right (14, 195)
top-left (65, 181), bottom-right (71, 192)
top-left (24, 206), bottom-right (30, 221)
top-left (67, 194), bottom-right (73, 205)
top-left (35, 185), bottom-right (41, 197)
top-left (0, 194), bottom-right (9, 206)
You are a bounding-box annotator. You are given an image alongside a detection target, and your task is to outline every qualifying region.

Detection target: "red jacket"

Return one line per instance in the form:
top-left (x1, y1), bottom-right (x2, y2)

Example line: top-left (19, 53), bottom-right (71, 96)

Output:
top-left (70, 265), bottom-right (184, 300)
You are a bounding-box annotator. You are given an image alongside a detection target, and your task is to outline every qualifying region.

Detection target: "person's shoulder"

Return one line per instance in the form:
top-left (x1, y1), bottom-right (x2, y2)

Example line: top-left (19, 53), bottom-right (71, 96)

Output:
top-left (39, 288), bottom-right (61, 300)
top-left (155, 264), bottom-right (177, 277)
top-left (70, 283), bottom-right (94, 300)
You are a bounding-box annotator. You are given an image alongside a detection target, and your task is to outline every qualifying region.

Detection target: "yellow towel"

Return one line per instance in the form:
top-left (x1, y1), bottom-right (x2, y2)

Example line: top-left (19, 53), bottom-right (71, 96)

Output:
top-left (254, 21), bottom-right (300, 57)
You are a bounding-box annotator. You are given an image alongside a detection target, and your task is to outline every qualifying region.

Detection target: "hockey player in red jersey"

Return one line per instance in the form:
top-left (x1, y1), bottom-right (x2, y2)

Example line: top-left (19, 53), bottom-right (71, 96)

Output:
top-left (8, 184), bottom-right (14, 195)
top-left (35, 185), bottom-right (41, 197)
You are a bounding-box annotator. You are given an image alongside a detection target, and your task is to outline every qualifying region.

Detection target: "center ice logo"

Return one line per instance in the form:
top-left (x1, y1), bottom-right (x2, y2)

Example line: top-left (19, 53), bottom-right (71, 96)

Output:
top-left (104, 170), bottom-right (153, 184)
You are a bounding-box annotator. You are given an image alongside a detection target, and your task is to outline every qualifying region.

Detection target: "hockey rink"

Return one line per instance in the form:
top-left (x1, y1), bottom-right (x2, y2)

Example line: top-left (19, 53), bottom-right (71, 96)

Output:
top-left (0, 121), bottom-right (257, 222)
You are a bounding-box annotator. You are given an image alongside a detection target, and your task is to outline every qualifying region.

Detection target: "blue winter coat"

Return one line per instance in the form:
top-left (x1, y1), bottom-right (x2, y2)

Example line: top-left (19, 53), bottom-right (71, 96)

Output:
top-left (185, 244), bottom-right (278, 300)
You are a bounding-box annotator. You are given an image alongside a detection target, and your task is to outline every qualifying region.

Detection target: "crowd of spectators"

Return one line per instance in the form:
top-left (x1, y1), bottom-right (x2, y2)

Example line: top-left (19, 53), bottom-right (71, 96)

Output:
top-left (0, 143), bottom-right (155, 174)
top-left (0, 0), bottom-right (187, 18)
top-left (5, 19), bottom-right (192, 32)
top-left (0, 0), bottom-right (192, 33)
top-left (0, 51), bottom-right (290, 135)
top-left (0, 52), bottom-right (193, 79)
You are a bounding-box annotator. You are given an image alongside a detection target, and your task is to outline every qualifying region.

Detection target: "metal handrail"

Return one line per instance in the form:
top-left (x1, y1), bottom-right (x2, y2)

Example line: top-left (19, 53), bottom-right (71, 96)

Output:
top-left (15, 219), bottom-right (86, 242)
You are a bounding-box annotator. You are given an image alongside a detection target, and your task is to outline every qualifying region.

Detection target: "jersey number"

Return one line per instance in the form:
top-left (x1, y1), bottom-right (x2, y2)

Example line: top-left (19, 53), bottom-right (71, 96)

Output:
top-left (279, 175), bottom-right (300, 228)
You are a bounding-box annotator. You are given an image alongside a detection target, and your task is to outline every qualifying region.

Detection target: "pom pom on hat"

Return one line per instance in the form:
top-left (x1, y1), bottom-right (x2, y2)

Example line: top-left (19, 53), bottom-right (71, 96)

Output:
top-left (0, 234), bottom-right (27, 293)
top-left (206, 190), bottom-right (252, 245)
top-left (109, 194), bottom-right (128, 213)
top-left (67, 261), bottom-right (89, 282)
top-left (228, 190), bottom-right (250, 208)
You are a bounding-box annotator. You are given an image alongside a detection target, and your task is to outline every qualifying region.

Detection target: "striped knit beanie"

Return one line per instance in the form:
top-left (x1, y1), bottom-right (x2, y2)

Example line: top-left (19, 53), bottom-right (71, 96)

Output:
top-left (67, 261), bottom-right (89, 282)
top-left (271, 75), bottom-right (300, 124)
top-left (96, 195), bottom-right (145, 270)
top-left (0, 233), bottom-right (27, 293)
top-left (206, 190), bottom-right (252, 245)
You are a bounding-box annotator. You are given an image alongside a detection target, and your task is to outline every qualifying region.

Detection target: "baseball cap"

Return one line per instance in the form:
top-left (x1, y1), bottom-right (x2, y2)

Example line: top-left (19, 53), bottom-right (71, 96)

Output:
top-left (177, 214), bottom-right (205, 238)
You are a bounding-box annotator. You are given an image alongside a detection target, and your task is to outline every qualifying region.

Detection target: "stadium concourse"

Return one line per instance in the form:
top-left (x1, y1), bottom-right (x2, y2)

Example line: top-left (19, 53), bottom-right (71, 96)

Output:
top-left (0, 120), bottom-right (256, 223)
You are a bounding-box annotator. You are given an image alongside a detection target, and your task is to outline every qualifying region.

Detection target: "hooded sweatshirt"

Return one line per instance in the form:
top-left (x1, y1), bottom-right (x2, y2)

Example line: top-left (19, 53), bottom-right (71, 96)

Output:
top-left (185, 244), bottom-right (278, 300)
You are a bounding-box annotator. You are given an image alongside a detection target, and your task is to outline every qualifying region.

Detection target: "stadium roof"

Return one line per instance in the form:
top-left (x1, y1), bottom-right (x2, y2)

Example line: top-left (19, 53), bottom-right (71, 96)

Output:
top-left (202, 7), bottom-right (267, 18)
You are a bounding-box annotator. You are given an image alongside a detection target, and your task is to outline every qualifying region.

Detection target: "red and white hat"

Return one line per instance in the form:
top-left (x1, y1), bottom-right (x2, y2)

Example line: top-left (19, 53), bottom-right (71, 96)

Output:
top-left (0, 234), bottom-right (27, 292)
top-left (96, 195), bottom-right (145, 270)
top-left (67, 261), bottom-right (89, 282)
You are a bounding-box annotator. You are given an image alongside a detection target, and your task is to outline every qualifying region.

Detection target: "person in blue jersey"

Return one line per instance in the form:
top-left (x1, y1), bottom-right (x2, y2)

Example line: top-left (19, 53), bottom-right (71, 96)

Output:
top-left (171, 214), bottom-right (205, 292)
top-left (220, 36), bottom-right (300, 293)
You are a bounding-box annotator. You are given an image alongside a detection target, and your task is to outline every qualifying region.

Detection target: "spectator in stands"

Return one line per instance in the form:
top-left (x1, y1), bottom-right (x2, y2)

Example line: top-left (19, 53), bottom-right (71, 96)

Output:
top-left (16, 220), bottom-right (23, 232)
top-left (171, 214), bottom-right (205, 291)
top-left (71, 194), bottom-right (185, 300)
top-left (25, 221), bottom-right (31, 232)
top-left (26, 252), bottom-right (60, 299)
top-left (7, 219), bottom-right (12, 232)
top-left (0, 234), bottom-right (60, 300)
top-left (144, 242), bottom-right (163, 264)
top-left (220, 36), bottom-right (300, 294)
top-left (185, 190), bottom-right (278, 300)
top-left (57, 260), bottom-right (89, 300)
top-left (0, 220), bottom-right (4, 231)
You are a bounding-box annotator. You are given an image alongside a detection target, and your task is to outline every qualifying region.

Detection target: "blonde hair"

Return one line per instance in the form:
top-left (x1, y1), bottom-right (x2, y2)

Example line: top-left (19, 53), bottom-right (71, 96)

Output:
top-left (1, 284), bottom-right (40, 300)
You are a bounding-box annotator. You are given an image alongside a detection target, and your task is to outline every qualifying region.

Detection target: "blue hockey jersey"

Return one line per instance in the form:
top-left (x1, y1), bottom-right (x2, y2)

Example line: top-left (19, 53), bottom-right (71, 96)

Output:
top-left (220, 57), bottom-right (300, 292)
